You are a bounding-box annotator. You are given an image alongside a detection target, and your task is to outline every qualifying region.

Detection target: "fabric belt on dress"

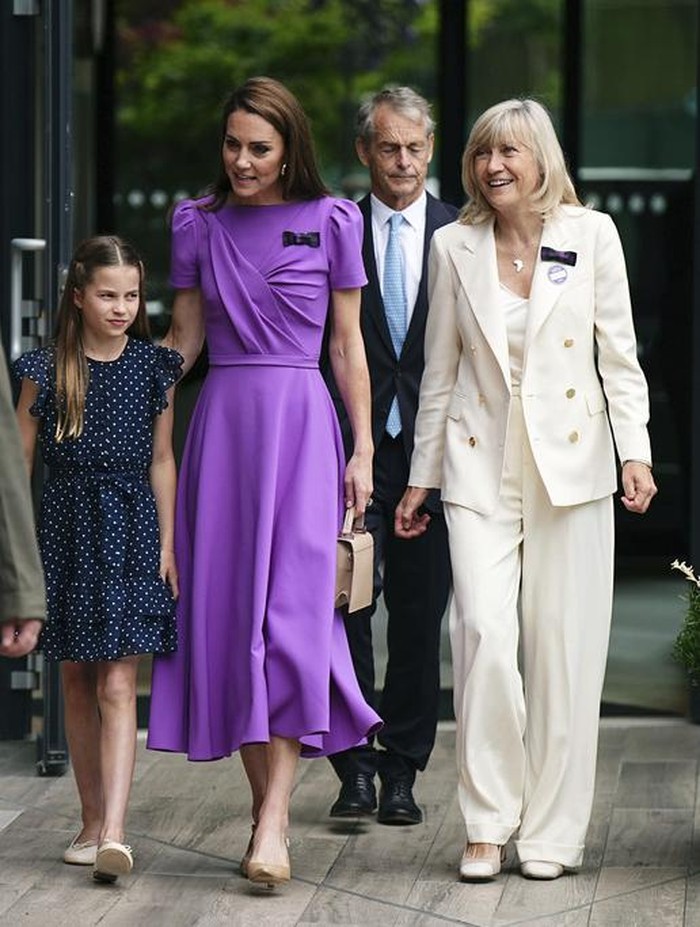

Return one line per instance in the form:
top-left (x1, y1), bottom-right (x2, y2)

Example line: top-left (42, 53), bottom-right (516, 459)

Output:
top-left (47, 468), bottom-right (150, 629)
top-left (207, 354), bottom-right (319, 369)
top-left (49, 467), bottom-right (148, 480)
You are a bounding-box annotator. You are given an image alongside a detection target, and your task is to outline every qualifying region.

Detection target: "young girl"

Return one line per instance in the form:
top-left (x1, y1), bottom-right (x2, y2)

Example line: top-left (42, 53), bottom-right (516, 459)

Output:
top-left (13, 236), bottom-right (182, 883)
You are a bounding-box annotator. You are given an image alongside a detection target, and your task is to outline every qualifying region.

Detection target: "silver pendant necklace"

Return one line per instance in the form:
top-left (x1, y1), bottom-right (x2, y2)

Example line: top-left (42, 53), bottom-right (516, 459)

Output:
top-left (513, 259), bottom-right (524, 273)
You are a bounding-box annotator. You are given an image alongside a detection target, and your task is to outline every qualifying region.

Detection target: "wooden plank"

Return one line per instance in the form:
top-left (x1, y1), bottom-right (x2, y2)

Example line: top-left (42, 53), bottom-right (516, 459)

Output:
top-left (589, 878), bottom-right (685, 927)
top-left (402, 878), bottom-right (509, 926)
top-left (0, 809), bottom-right (21, 831)
top-left (603, 808), bottom-right (692, 868)
top-left (0, 740), bottom-right (35, 773)
top-left (613, 761), bottom-right (697, 809)
top-left (296, 884), bottom-right (404, 925)
top-left (498, 869), bottom-right (598, 923)
top-left (594, 867), bottom-right (686, 902)
top-left (614, 720), bottom-right (700, 762)
top-left (685, 872), bottom-right (700, 927)
top-left (3, 724), bottom-right (700, 924)
top-left (132, 846), bottom-right (317, 927)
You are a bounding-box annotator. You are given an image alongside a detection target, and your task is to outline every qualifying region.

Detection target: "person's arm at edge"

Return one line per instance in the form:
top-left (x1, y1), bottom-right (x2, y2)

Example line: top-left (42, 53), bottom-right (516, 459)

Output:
top-left (396, 232), bottom-right (461, 539)
top-left (150, 387), bottom-right (179, 599)
top-left (160, 288), bottom-right (205, 377)
top-left (592, 214), bottom-right (657, 514)
top-left (328, 287), bottom-right (373, 515)
top-left (0, 368), bottom-right (45, 656)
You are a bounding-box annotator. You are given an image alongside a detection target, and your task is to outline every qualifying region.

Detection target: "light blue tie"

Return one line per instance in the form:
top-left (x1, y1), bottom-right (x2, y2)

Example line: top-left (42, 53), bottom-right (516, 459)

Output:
top-left (383, 213), bottom-right (407, 437)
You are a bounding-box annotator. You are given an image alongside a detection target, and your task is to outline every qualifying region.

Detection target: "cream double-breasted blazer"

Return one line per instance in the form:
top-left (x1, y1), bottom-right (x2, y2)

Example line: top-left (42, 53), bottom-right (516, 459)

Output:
top-left (409, 205), bottom-right (652, 513)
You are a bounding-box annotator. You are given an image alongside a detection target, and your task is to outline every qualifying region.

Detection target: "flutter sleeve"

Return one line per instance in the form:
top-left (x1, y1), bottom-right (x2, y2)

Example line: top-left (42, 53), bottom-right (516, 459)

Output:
top-left (11, 347), bottom-right (53, 418)
top-left (151, 346), bottom-right (184, 415)
top-left (170, 199), bottom-right (204, 289)
top-left (327, 198), bottom-right (368, 291)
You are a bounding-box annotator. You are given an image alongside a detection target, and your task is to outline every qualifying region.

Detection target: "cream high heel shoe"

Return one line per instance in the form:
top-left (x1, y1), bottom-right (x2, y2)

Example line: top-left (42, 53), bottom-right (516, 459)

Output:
top-left (247, 858), bottom-right (291, 888)
top-left (239, 824), bottom-right (256, 877)
top-left (459, 843), bottom-right (506, 881)
top-left (247, 836), bottom-right (291, 889)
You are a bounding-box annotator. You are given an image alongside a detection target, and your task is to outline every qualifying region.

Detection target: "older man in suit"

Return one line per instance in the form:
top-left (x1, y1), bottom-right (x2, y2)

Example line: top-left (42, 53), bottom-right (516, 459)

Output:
top-left (324, 87), bottom-right (456, 825)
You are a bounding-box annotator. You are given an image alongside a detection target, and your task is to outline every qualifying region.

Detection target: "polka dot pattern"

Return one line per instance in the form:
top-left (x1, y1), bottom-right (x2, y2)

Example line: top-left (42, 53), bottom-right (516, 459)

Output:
top-left (12, 338), bottom-right (183, 661)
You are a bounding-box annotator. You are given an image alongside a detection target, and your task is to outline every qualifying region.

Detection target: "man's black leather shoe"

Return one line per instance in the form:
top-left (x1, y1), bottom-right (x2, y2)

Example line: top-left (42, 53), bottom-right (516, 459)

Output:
top-left (329, 772), bottom-right (377, 817)
top-left (377, 779), bottom-right (422, 825)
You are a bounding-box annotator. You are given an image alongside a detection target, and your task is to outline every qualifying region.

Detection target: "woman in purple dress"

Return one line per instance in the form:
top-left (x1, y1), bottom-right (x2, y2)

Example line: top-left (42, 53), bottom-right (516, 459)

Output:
top-left (148, 77), bottom-right (381, 886)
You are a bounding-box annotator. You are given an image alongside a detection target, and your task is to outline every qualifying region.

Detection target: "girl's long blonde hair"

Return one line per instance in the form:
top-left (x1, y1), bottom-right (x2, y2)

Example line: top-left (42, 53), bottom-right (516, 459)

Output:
top-left (460, 98), bottom-right (581, 225)
top-left (54, 236), bottom-right (150, 441)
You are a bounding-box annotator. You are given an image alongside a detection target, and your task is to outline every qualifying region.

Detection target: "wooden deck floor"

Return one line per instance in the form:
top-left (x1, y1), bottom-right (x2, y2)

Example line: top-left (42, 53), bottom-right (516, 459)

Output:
top-left (1, 719), bottom-right (700, 926)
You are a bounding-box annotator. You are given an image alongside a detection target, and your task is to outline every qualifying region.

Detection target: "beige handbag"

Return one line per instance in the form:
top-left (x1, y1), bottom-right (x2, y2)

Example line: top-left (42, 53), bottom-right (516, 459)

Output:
top-left (335, 505), bottom-right (374, 613)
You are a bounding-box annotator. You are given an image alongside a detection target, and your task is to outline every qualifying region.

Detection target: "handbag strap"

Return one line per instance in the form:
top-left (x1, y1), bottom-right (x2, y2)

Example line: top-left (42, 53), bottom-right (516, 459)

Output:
top-left (341, 505), bottom-right (367, 537)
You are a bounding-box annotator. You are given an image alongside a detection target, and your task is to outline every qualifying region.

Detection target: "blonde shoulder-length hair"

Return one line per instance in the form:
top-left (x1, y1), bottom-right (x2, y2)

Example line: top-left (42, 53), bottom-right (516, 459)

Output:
top-left (460, 98), bottom-right (581, 225)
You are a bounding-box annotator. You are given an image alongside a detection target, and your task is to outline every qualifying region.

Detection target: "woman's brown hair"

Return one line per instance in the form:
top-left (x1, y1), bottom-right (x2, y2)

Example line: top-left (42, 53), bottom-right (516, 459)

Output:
top-left (205, 76), bottom-right (329, 210)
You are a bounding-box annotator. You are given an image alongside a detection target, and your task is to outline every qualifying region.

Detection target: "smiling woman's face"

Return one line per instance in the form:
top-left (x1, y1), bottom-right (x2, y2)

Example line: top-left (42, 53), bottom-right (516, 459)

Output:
top-left (473, 139), bottom-right (540, 213)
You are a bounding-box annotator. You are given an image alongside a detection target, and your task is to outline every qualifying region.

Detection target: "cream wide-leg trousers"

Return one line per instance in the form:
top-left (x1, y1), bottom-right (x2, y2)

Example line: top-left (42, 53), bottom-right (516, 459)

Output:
top-left (444, 393), bottom-right (614, 868)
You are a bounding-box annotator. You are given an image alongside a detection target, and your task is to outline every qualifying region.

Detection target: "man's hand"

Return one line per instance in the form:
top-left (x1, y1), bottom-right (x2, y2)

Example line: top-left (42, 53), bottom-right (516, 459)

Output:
top-left (0, 618), bottom-right (42, 657)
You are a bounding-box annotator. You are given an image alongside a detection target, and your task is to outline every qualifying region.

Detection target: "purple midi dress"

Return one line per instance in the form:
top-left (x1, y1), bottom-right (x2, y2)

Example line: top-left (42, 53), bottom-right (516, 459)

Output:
top-left (147, 195), bottom-right (382, 760)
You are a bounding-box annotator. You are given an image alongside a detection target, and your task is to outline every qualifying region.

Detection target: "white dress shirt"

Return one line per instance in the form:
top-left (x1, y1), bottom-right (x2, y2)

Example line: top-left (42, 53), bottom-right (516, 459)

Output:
top-left (370, 192), bottom-right (427, 326)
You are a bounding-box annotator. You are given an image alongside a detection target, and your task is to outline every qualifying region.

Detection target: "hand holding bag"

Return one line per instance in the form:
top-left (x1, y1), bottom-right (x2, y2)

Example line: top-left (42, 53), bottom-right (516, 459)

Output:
top-left (335, 505), bottom-right (374, 613)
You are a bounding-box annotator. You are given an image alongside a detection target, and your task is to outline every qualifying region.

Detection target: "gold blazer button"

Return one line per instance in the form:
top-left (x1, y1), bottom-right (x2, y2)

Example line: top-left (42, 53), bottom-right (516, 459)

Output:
top-left (566, 388), bottom-right (576, 398)
top-left (468, 436), bottom-right (477, 447)
top-left (564, 338), bottom-right (574, 348)
top-left (568, 430), bottom-right (580, 443)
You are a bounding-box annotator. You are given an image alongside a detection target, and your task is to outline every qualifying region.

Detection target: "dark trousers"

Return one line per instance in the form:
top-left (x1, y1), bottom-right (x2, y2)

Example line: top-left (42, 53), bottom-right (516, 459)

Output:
top-left (330, 433), bottom-right (451, 785)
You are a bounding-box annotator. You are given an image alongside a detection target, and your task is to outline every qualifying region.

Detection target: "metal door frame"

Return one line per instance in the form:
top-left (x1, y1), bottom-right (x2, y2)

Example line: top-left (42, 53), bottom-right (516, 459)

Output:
top-left (1, 0), bottom-right (75, 775)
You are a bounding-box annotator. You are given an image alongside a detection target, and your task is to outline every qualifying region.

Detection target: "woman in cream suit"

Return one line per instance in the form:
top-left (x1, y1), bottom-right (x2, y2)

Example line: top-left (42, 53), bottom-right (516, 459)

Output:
top-left (396, 99), bottom-right (657, 882)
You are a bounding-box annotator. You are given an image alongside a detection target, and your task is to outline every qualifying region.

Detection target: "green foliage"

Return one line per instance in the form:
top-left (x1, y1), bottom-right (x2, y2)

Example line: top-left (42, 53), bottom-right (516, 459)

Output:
top-left (466, 0), bottom-right (562, 114)
top-left (115, 0), bottom-right (435, 193)
top-left (113, 0), bottom-right (438, 301)
top-left (672, 583), bottom-right (700, 684)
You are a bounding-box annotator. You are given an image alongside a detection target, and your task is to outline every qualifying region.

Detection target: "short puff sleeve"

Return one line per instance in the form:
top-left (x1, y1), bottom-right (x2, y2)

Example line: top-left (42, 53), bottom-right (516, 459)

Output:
top-left (151, 346), bottom-right (184, 416)
top-left (170, 198), bottom-right (207, 290)
top-left (11, 347), bottom-right (54, 418)
top-left (327, 198), bottom-right (368, 291)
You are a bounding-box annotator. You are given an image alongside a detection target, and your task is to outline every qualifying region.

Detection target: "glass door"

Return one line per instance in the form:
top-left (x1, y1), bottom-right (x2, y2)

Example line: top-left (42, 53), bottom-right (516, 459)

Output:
top-left (578, 0), bottom-right (697, 559)
top-left (0, 0), bottom-right (101, 775)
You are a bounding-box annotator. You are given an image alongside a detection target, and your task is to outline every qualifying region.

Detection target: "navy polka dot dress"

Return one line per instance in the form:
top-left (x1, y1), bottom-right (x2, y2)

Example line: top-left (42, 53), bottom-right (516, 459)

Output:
top-left (12, 338), bottom-right (183, 662)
